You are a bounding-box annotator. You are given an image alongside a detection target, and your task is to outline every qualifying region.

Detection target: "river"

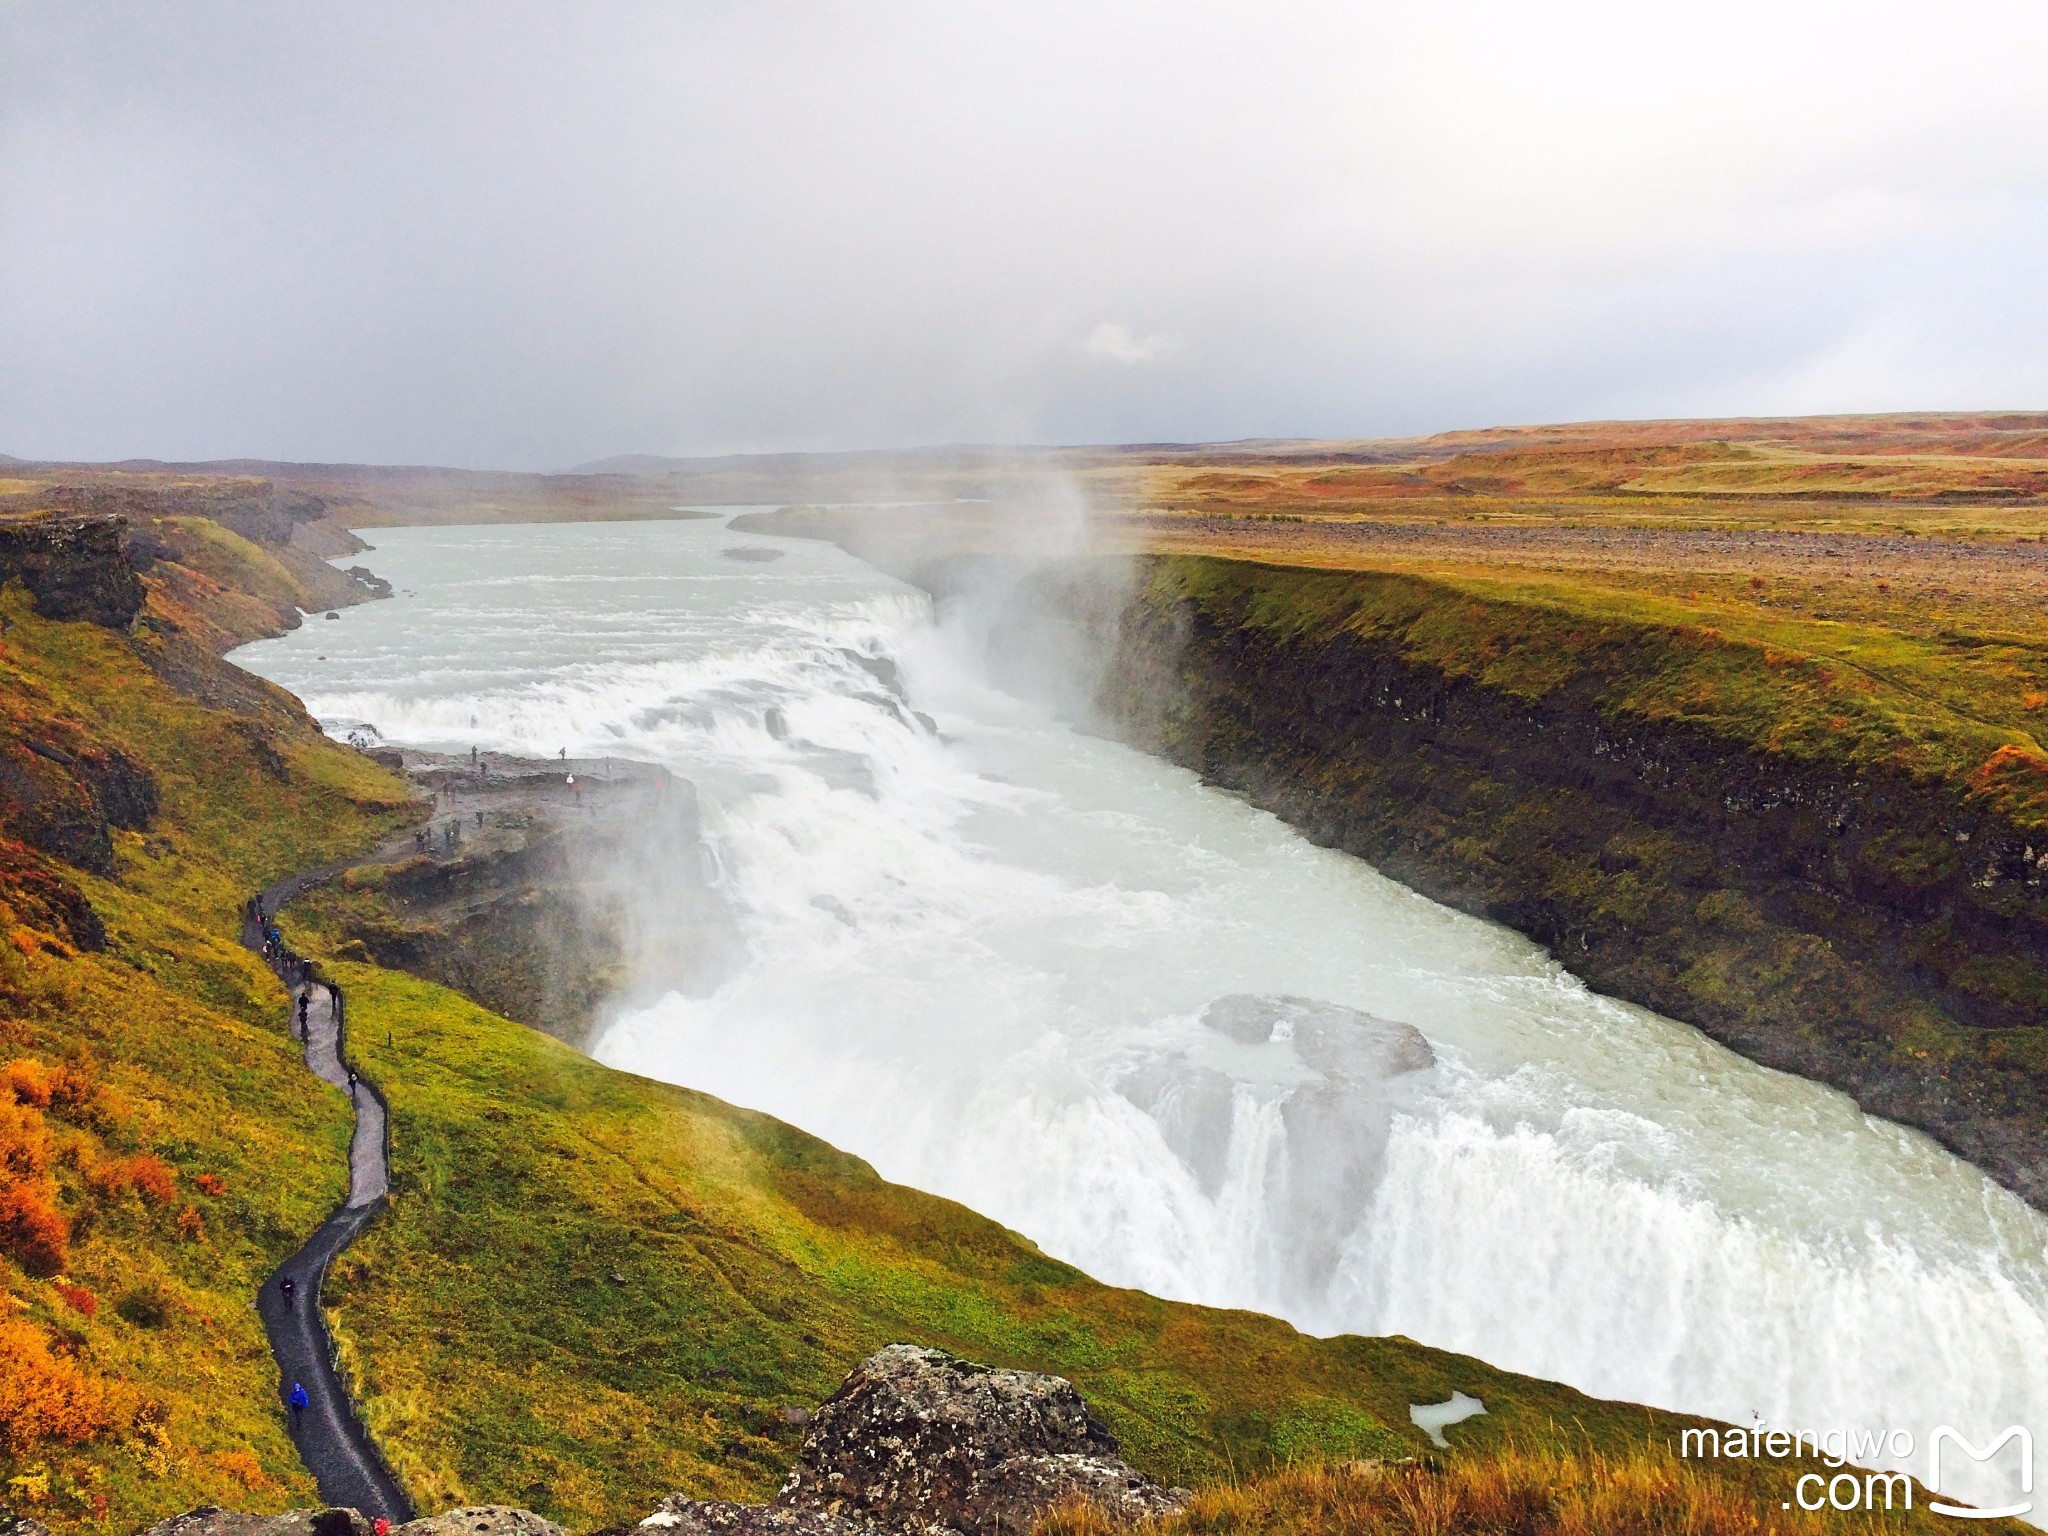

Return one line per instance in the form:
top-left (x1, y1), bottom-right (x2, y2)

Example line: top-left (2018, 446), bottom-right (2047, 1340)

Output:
top-left (230, 514), bottom-right (2048, 1511)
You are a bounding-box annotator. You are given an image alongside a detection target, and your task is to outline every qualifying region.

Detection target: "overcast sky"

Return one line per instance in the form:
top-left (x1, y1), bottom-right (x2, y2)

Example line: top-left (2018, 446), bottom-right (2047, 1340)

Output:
top-left (5, 2), bottom-right (2047, 469)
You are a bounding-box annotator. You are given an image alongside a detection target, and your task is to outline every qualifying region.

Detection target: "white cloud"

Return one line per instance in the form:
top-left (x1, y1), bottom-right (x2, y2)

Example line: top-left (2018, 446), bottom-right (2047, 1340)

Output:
top-left (1084, 323), bottom-right (1172, 366)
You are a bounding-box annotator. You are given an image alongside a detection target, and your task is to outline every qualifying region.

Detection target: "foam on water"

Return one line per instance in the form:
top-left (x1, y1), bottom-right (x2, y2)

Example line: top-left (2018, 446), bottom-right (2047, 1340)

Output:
top-left (233, 518), bottom-right (2048, 1510)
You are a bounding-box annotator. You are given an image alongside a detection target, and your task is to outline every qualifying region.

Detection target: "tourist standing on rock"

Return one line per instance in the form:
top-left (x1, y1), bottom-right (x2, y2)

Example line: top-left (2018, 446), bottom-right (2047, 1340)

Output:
top-left (288, 1381), bottom-right (309, 1429)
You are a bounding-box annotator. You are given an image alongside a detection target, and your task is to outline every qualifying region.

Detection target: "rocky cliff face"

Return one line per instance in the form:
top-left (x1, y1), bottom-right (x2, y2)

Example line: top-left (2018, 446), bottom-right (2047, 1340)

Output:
top-left (979, 555), bottom-right (2048, 1211)
top-left (0, 601), bottom-right (159, 892)
top-left (0, 512), bottom-right (146, 628)
top-left (310, 753), bottom-right (732, 1045)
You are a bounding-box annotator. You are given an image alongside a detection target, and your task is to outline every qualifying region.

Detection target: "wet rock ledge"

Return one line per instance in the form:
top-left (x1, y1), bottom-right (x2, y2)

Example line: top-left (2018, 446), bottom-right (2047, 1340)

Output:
top-left (316, 748), bottom-right (734, 1046)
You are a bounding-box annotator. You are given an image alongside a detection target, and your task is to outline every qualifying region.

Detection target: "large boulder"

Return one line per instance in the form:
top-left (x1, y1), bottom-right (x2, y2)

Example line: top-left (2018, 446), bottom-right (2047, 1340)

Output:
top-left (643, 1346), bottom-right (1186, 1536)
top-left (391, 1508), bottom-right (566, 1536)
top-left (637, 1502), bottom-right (867, 1536)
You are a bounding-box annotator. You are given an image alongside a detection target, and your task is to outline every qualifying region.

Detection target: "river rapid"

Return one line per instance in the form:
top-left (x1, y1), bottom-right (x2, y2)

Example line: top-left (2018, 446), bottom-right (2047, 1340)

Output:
top-left (231, 515), bottom-right (2048, 1509)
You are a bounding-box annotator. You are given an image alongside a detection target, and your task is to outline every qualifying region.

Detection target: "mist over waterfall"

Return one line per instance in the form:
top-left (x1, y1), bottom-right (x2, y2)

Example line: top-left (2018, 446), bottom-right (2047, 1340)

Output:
top-left (233, 516), bottom-right (2048, 1513)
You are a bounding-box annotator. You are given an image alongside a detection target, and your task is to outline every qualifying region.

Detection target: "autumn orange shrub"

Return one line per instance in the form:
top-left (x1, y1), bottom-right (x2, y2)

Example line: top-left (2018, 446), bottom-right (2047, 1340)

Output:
top-left (3, 1055), bottom-right (53, 1106)
top-left (192, 1171), bottom-right (227, 1196)
top-left (0, 1316), bottom-right (128, 1453)
top-left (210, 1448), bottom-right (278, 1493)
top-left (0, 1086), bottom-right (68, 1275)
top-left (0, 1092), bottom-right (51, 1177)
top-left (46, 1062), bottom-right (99, 1118)
top-left (175, 1203), bottom-right (206, 1242)
top-left (124, 1152), bottom-right (177, 1205)
top-left (88, 1150), bottom-right (177, 1205)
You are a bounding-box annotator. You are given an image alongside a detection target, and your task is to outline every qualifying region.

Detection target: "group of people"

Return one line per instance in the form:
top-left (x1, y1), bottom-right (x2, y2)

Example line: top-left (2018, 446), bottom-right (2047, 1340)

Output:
top-left (413, 818), bottom-right (467, 854)
top-left (249, 894), bottom-right (320, 988)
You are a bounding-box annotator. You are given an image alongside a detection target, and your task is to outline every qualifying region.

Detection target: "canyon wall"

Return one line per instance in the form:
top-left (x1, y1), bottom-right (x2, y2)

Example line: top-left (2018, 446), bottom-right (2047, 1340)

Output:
top-left (994, 554), bottom-right (2048, 1209)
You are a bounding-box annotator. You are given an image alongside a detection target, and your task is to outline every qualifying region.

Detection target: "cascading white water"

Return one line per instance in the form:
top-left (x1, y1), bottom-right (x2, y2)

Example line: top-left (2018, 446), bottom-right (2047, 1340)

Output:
top-left (233, 516), bottom-right (2048, 1513)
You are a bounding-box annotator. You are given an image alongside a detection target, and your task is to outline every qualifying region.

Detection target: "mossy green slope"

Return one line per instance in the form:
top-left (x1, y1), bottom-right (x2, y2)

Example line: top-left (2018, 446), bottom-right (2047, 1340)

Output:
top-left (1146, 555), bottom-right (2048, 825)
top-left (0, 582), bottom-right (412, 1530)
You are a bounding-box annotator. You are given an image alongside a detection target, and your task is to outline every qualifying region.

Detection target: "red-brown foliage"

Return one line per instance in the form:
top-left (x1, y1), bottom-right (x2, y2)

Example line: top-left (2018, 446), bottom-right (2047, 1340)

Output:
top-left (174, 1203), bottom-right (205, 1242)
top-left (91, 1150), bottom-right (177, 1206)
top-left (0, 1180), bottom-right (68, 1275)
top-left (55, 1281), bottom-right (97, 1317)
top-left (126, 1152), bottom-right (177, 1205)
top-left (192, 1171), bottom-right (227, 1197)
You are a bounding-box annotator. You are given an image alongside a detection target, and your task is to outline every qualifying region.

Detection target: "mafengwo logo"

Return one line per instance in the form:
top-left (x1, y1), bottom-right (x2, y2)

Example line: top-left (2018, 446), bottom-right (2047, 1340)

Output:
top-left (1929, 1426), bottom-right (2032, 1520)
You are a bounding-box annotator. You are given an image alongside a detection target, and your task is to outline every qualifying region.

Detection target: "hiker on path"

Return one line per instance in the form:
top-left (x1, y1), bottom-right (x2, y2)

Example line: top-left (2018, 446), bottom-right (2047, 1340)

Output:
top-left (348, 1070), bottom-right (358, 1101)
top-left (289, 1381), bottom-right (309, 1430)
top-left (296, 993), bottom-right (310, 1038)
top-left (280, 1275), bottom-right (295, 1307)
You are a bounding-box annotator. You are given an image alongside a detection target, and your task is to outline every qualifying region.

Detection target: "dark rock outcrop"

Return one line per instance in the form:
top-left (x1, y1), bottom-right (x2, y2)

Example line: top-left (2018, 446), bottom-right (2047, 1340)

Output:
top-left (643, 1346), bottom-right (1186, 1536)
top-left (0, 837), bottom-right (108, 950)
top-left (324, 754), bottom-right (729, 1045)
top-left (0, 714), bottom-right (157, 878)
top-left (0, 512), bottom-right (146, 628)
